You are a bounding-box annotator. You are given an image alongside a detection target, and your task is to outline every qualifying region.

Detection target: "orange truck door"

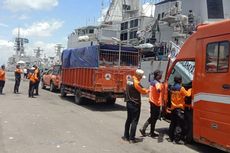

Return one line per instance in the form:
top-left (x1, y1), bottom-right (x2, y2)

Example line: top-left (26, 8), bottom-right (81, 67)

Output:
top-left (193, 36), bottom-right (230, 150)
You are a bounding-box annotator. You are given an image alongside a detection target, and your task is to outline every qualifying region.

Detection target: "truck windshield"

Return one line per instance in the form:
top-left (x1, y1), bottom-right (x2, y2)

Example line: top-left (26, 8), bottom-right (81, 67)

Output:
top-left (99, 50), bottom-right (139, 67)
top-left (53, 65), bottom-right (61, 75)
top-left (168, 61), bottom-right (195, 86)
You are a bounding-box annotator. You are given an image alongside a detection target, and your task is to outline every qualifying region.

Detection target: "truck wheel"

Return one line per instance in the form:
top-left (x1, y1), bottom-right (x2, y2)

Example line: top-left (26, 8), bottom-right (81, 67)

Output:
top-left (75, 91), bottom-right (83, 105)
top-left (50, 82), bottom-right (55, 92)
top-left (60, 85), bottom-right (66, 97)
top-left (107, 98), bottom-right (116, 105)
top-left (41, 80), bottom-right (46, 89)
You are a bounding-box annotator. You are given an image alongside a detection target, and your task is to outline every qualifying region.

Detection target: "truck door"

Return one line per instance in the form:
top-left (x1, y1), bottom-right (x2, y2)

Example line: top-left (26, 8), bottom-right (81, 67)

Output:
top-left (193, 36), bottom-right (230, 148)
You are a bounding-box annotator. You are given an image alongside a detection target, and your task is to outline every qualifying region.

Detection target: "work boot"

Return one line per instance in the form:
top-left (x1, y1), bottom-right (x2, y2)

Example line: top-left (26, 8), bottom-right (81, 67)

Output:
top-left (121, 136), bottom-right (129, 142)
top-left (139, 120), bottom-right (150, 137)
top-left (139, 129), bottom-right (146, 137)
top-left (150, 132), bottom-right (159, 138)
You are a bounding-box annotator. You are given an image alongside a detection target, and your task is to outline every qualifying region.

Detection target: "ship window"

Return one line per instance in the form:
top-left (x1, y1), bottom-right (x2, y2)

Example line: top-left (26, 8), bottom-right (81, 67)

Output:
top-left (89, 29), bottom-right (94, 34)
top-left (120, 32), bottom-right (128, 41)
top-left (129, 31), bottom-right (137, 39)
top-left (123, 4), bottom-right (131, 11)
top-left (206, 41), bottom-right (229, 73)
top-left (162, 12), bottom-right (165, 18)
top-left (157, 14), bottom-right (161, 20)
top-left (207, 0), bottom-right (224, 19)
top-left (130, 19), bottom-right (138, 28)
top-left (121, 22), bottom-right (128, 30)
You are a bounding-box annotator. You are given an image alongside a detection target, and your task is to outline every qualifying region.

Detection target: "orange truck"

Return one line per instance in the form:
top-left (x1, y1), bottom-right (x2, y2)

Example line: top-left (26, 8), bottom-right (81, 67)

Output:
top-left (60, 44), bottom-right (138, 105)
top-left (163, 20), bottom-right (230, 152)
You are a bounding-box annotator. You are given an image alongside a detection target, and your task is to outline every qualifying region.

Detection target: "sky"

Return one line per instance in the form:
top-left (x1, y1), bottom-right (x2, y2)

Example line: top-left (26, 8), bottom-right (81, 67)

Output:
top-left (0, 0), bottom-right (105, 65)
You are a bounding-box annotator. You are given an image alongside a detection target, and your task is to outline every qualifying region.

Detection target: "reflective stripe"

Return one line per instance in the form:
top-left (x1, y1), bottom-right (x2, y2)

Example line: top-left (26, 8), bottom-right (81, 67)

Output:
top-left (194, 93), bottom-right (230, 104)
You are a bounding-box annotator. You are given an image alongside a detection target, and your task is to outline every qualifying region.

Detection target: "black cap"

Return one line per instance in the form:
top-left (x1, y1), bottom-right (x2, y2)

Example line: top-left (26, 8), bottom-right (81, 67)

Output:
top-left (154, 69), bottom-right (163, 78)
top-left (174, 75), bottom-right (182, 83)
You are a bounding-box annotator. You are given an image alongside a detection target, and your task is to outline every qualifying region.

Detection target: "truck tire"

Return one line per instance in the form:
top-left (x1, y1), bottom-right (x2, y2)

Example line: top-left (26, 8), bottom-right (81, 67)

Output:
top-left (107, 97), bottom-right (116, 105)
top-left (50, 82), bottom-right (55, 92)
top-left (60, 85), bottom-right (66, 97)
top-left (41, 80), bottom-right (46, 89)
top-left (75, 91), bottom-right (83, 105)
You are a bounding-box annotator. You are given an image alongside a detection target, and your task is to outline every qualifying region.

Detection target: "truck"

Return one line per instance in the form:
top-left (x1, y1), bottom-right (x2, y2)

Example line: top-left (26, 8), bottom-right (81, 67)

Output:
top-left (163, 20), bottom-right (230, 152)
top-left (60, 44), bottom-right (139, 105)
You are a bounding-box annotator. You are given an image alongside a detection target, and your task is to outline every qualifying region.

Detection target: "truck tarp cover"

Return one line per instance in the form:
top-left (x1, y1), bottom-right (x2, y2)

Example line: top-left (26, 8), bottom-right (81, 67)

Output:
top-left (62, 45), bottom-right (99, 68)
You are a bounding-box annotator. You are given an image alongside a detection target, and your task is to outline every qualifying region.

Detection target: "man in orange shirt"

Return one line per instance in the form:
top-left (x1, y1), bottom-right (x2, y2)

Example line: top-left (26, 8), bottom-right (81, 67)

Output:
top-left (169, 75), bottom-right (191, 142)
top-left (14, 65), bottom-right (22, 93)
top-left (0, 65), bottom-right (6, 95)
top-left (139, 69), bottom-right (163, 137)
top-left (33, 65), bottom-right (40, 95)
top-left (123, 69), bottom-right (149, 143)
top-left (28, 67), bottom-right (38, 98)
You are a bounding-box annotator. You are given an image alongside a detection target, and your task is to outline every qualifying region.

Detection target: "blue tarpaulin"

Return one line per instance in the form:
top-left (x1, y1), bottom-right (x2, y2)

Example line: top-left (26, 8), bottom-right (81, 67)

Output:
top-left (62, 45), bottom-right (99, 68)
top-left (62, 49), bottom-right (71, 68)
top-left (62, 44), bottom-right (138, 68)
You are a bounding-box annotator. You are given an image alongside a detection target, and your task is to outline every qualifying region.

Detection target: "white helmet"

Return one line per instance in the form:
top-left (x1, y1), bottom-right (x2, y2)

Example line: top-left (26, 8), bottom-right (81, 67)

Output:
top-left (135, 69), bottom-right (146, 79)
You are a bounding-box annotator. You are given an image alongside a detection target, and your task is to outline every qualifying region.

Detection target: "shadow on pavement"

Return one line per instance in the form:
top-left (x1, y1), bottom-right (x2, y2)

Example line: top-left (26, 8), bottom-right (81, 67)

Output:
top-left (156, 128), bottom-right (168, 143)
top-left (155, 128), bottom-right (225, 153)
top-left (60, 95), bottom-right (127, 112)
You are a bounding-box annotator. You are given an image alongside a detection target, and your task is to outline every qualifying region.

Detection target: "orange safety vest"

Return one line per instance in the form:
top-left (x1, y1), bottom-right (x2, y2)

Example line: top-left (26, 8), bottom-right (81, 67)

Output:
top-left (15, 68), bottom-right (22, 74)
top-left (170, 84), bottom-right (192, 110)
top-left (149, 80), bottom-right (163, 107)
top-left (28, 73), bottom-right (38, 83)
top-left (0, 69), bottom-right (6, 81)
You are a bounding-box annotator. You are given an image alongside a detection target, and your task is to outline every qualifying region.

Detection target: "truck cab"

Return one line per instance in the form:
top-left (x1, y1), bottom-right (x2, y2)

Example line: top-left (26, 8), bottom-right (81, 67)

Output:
top-left (164, 20), bottom-right (230, 152)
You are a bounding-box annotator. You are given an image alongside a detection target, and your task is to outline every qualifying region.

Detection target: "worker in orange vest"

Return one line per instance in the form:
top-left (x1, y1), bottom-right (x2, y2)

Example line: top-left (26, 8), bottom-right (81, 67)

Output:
top-left (169, 74), bottom-right (192, 143)
top-left (123, 69), bottom-right (149, 143)
top-left (27, 67), bottom-right (38, 98)
top-left (33, 65), bottom-right (40, 95)
top-left (139, 69), bottom-right (163, 138)
top-left (0, 65), bottom-right (6, 95)
top-left (14, 64), bottom-right (23, 93)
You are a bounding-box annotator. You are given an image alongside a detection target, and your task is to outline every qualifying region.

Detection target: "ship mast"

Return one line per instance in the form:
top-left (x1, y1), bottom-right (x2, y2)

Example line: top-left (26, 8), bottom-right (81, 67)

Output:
top-left (33, 47), bottom-right (43, 59)
top-left (14, 28), bottom-right (29, 58)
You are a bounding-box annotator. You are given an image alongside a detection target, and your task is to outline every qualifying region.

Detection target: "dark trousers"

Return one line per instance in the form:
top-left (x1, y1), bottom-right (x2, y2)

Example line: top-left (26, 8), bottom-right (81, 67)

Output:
top-left (28, 81), bottom-right (35, 97)
top-left (124, 101), bottom-right (141, 140)
top-left (14, 78), bottom-right (21, 93)
top-left (0, 80), bottom-right (5, 94)
top-left (34, 80), bottom-right (40, 95)
top-left (142, 103), bottom-right (160, 135)
top-left (169, 108), bottom-right (185, 141)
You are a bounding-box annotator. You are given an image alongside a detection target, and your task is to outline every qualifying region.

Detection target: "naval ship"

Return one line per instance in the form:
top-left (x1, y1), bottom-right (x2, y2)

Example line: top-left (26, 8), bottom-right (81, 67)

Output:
top-left (67, 0), bottom-right (230, 87)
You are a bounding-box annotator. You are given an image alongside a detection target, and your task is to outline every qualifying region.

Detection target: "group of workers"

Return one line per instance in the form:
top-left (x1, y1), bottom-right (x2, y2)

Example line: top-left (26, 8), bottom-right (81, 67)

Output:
top-left (0, 64), bottom-right (40, 98)
top-left (123, 68), bottom-right (192, 144)
top-left (1, 64), bottom-right (192, 144)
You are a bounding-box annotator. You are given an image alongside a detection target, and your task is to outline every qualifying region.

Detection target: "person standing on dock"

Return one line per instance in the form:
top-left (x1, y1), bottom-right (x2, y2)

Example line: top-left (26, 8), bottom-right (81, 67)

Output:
top-left (0, 65), bottom-right (6, 95)
top-left (14, 65), bottom-right (22, 94)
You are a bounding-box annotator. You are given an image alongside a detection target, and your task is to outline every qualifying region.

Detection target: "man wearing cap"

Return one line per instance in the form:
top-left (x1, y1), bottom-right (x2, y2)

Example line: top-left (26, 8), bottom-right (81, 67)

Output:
top-left (0, 65), bottom-right (6, 95)
top-left (123, 69), bottom-right (149, 143)
top-left (139, 69), bottom-right (163, 138)
top-left (14, 65), bottom-right (23, 93)
top-left (33, 65), bottom-right (40, 95)
top-left (28, 67), bottom-right (38, 98)
top-left (168, 75), bottom-right (192, 143)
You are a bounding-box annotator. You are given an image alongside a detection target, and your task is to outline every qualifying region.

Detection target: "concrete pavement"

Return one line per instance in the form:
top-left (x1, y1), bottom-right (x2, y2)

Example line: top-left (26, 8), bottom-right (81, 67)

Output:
top-left (0, 73), bottom-right (224, 153)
